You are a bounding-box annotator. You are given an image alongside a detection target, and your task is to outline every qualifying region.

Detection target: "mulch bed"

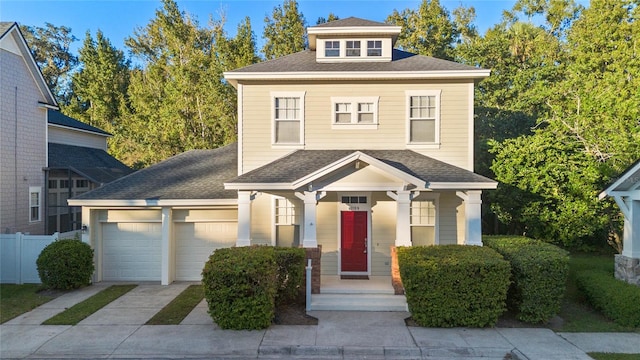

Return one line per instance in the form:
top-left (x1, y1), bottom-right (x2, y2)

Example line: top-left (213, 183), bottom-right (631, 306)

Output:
top-left (274, 295), bottom-right (318, 325)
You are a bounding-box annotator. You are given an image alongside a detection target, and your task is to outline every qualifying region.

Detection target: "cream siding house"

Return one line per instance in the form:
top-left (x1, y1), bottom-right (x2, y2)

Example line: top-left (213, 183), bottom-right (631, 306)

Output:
top-left (70, 18), bottom-right (496, 309)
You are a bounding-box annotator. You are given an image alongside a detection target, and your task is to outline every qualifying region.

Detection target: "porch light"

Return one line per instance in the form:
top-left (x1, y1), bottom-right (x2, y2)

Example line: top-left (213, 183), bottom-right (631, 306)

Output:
top-left (81, 225), bottom-right (88, 234)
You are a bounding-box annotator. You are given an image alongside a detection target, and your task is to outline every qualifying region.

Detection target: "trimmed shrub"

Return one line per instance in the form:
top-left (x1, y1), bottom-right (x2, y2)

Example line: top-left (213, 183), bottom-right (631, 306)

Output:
top-left (398, 245), bottom-right (510, 327)
top-left (274, 247), bottom-right (306, 304)
top-left (575, 269), bottom-right (640, 327)
top-left (36, 239), bottom-right (94, 290)
top-left (483, 235), bottom-right (569, 323)
top-left (202, 246), bottom-right (278, 330)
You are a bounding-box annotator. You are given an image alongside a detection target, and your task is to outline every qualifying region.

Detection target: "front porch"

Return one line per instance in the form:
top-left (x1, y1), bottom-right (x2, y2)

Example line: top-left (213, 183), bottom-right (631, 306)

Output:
top-left (310, 276), bottom-right (407, 311)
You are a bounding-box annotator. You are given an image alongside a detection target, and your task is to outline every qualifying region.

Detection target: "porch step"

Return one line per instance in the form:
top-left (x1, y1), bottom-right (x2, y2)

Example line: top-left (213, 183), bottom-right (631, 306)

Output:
top-left (309, 293), bottom-right (408, 312)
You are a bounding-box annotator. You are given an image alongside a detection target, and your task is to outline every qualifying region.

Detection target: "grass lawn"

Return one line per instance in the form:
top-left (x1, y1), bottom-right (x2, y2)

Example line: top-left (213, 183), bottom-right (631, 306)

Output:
top-left (146, 284), bottom-right (204, 325)
top-left (0, 284), bottom-right (59, 324)
top-left (558, 253), bottom-right (639, 333)
top-left (43, 284), bottom-right (137, 325)
top-left (588, 353), bottom-right (640, 360)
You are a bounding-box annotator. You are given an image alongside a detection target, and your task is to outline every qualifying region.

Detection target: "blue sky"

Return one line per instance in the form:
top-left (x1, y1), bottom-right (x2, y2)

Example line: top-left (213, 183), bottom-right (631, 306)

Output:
top-left (1, 0), bottom-right (517, 54)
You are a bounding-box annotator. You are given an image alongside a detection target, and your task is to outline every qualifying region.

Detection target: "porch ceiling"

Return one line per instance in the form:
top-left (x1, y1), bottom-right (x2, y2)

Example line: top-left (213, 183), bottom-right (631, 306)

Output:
top-left (225, 150), bottom-right (497, 191)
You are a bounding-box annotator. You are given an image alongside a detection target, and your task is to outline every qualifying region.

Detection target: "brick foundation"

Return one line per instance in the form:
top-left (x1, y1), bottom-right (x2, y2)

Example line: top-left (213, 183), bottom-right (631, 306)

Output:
top-left (304, 245), bottom-right (322, 294)
top-left (390, 246), bottom-right (404, 295)
top-left (615, 254), bottom-right (640, 286)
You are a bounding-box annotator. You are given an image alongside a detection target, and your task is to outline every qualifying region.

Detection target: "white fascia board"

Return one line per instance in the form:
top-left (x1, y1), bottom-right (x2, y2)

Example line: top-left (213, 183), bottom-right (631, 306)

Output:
top-left (223, 70), bottom-right (491, 81)
top-left (428, 182), bottom-right (498, 190)
top-left (48, 123), bottom-right (111, 138)
top-left (307, 26), bottom-right (402, 35)
top-left (67, 199), bottom-right (237, 207)
top-left (224, 183), bottom-right (292, 190)
top-left (292, 151), bottom-right (426, 189)
top-left (599, 161), bottom-right (640, 199)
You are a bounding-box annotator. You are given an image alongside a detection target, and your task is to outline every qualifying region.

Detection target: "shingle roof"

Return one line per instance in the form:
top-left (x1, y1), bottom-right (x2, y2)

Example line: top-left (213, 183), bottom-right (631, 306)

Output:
top-left (312, 17), bottom-right (389, 28)
top-left (227, 150), bottom-right (495, 187)
top-left (0, 22), bottom-right (15, 38)
top-left (48, 143), bottom-right (134, 184)
top-left (73, 143), bottom-right (238, 200)
top-left (226, 49), bottom-right (482, 74)
top-left (48, 110), bottom-right (111, 136)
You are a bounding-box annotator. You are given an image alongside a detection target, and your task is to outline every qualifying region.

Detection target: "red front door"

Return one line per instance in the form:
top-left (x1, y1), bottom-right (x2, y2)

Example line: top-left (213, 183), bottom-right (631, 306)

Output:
top-left (341, 211), bottom-right (368, 272)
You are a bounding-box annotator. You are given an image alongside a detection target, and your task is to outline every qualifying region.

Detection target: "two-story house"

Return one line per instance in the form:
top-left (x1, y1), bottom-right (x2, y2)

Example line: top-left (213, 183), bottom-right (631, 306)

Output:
top-left (1, 22), bottom-right (133, 236)
top-left (69, 18), bottom-right (496, 308)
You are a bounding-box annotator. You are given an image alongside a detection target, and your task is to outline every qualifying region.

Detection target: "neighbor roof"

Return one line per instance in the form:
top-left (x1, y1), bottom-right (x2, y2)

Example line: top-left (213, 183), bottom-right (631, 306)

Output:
top-left (71, 143), bottom-right (237, 201)
top-left (48, 110), bottom-right (111, 136)
top-left (599, 158), bottom-right (640, 199)
top-left (48, 143), bottom-right (134, 184)
top-left (226, 149), bottom-right (496, 190)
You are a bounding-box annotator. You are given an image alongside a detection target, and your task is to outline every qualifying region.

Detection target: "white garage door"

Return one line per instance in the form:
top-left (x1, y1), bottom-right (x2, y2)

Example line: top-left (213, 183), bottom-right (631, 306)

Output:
top-left (102, 222), bottom-right (162, 281)
top-left (175, 221), bottom-right (237, 281)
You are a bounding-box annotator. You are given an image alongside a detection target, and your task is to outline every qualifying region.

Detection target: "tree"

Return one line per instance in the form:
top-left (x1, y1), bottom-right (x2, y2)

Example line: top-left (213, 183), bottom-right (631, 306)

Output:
top-left (316, 13), bottom-right (339, 25)
top-left (262, 0), bottom-right (307, 59)
top-left (20, 23), bottom-right (78, 103)
top-left (386, 0), bottom-right (459, 59)
top-left (123, 0), bottom-right (252, 167)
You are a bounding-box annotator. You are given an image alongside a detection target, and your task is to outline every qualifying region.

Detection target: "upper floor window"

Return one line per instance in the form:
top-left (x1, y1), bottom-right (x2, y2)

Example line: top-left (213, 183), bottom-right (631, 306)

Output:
top-left (325, 41), bottom-right (340, 57)
top-left (406, 90), bottom-right (441, 145)
top-left (76, 179), bottom-right (89, 188)
top-left (367, 41), bottom-right (382, 56)
top-left (346, 41), bottom-right (361, 57)
top-left (331, 97), bottom-right (379, 129)
top-left (272, 92), bottom-right (305, 146)
top-left (29, 186), bottom-right (41, 222)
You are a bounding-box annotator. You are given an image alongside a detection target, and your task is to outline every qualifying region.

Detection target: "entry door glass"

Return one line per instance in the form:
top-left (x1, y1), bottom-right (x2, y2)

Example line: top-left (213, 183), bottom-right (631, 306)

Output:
top-left (341, 211), bottom-right (368, 272)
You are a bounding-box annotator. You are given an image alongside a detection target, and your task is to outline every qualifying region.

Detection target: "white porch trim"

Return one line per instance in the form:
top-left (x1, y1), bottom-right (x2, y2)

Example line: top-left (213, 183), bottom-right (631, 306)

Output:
top-left (236, 191), bottom-right (259, 247)
top-left (456, 190), bottom-right (483, 246)
top-left (387, 190), bottom-right (413, 247)
top-left (161, 207), bottom-right (174, 285)
top-left (295, 191), bottom-right (327, 248)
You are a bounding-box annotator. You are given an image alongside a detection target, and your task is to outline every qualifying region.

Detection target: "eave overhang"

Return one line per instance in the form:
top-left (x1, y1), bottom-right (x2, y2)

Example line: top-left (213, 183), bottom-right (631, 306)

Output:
top-left (67, 199), bottom-right (238, 207)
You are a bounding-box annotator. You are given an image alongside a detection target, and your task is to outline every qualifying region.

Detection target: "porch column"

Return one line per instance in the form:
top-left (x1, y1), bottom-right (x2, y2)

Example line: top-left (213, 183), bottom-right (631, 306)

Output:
top-left (295, 191), bottom-right (326, 248)
top-left (237, 191), bottom-right (252, 247)
top-left (623, 199), bottom-right (640, 259)
top-left (395, 191), bottom-right (412, 247)
top-left (457, 190), bottom-right (483, 246)
top-left (161, 207), bottom-right (174, 285)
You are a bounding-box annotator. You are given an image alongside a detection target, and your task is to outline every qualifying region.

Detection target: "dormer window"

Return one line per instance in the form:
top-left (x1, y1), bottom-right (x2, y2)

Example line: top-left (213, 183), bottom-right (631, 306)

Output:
top-left (346, 41), bottom-right (361, 57)
top-left (367, 41), bottom-right (382, 56)
top-left (325, 41), bottom-right (340, 57)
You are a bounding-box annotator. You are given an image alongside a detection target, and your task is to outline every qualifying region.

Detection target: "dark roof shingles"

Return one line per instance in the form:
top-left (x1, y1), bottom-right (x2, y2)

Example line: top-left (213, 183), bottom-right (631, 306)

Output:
top-left (228, 150), bottom-right (494, 186)
top-left (312, 17), bottom-right (389, 28)
top-left (48, 143), bottom-right (133, 184)
top-left (48, 110), bottom-right (111, 136)
top-left (74, 143), bottom-right (238, 200)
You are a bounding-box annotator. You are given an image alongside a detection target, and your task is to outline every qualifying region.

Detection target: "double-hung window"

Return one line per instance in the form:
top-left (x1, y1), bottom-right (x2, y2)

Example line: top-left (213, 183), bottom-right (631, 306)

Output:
top-left (29, 186), bottom-right (41, 222)
top-left (272, 92), bottom-right (305, 146)
top-left (367, 40), bottom-right (382, 56)
top-left (325, 41), bottom-right (340, 57)
top-left (406, 90), bottom-right (440, 145)
top-left (331, 97), bottom-right (379, 129)
top-left (410, 198), bottom-right (438, 246)
top-left (346, 41), bottom-right (360, 57)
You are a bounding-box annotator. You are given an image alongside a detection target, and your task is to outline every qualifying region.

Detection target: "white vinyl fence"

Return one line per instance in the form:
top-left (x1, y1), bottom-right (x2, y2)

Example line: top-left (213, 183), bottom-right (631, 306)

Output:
top-left (0, 230), bottom-right (81, 284)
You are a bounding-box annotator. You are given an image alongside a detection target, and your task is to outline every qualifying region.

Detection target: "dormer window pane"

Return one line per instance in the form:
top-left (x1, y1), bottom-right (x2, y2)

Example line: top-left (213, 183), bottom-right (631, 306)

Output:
top-left (325, 41), bottom-right (340, 57)
top-left (358, 103), bottom-right (374, 123)
top-left (346, 41), bottom-right (361, 57)
top-left (367, 41), bottom-right (382, 56)
top-left (335, 103), bottom-right (351, 123)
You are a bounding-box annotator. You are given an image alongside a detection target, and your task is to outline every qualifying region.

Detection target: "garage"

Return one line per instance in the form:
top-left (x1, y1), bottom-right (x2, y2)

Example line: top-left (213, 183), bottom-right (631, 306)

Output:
top-left (174, 209), bottom-right (237, 281)
top-left (101, 222), bottom-right (162, 281)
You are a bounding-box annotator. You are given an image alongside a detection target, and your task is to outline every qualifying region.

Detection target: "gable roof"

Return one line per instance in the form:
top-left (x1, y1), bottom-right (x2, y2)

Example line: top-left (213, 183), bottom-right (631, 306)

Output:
top-left (224, 49), bottom-right (489, 83)
top-left (68, 143), bottom-right (238, 206)
top-left (225, 150), bottom-right (496, 191)
top-left (47, 110), bottom-right (111, 136)
top-left (0, 22), bottom-right (57, 107)
top-left (599, 159), bottom-right (640, 199)
top-left (48, 143), bottom-right (133, 185)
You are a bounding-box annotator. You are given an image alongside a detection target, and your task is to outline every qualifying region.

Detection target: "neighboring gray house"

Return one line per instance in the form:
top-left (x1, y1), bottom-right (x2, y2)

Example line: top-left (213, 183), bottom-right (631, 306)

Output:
top-left (0, 22), bottom-right (132, 235)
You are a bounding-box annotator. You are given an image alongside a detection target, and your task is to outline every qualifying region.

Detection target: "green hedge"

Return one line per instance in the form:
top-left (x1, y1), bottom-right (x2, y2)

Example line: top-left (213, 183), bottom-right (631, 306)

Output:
top-left (274, 247), bottom-right (306, 304)
top-left (201, 246), bottom-right (306, 330)
top-left (36, 239), bottom-right (94, 290)
top-left (575, 269), bottom-right (640, 327)
top-left (398, 245), bottom-right (510, 327)
top-left (202, 247), bottom-right (278, 330)
top-left (483, 235), bottom-right (569, 323)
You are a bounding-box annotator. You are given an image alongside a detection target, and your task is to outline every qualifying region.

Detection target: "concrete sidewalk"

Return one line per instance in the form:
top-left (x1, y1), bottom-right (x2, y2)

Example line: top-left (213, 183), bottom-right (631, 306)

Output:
top-left (2, 284), bottom-right (639, 359)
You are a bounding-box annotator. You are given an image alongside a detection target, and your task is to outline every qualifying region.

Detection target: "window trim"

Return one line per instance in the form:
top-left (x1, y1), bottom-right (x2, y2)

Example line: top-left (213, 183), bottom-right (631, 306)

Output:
top-left (406, 90), bottom-right (441, 148)
top-left (346, 40), bottom-right (361, 57)
top-left (325, 40), bottom-right (340, 57)
top-left (409, 194), bottom-right (440, 245)
top-left (29, 186), bottom-right (41, 222)
top-left (367, 40), bottom-right (382, 56)
top-left (330, 96), bottom-right (379, 130)
top-left (271, 91), bottom-right (306, 148)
